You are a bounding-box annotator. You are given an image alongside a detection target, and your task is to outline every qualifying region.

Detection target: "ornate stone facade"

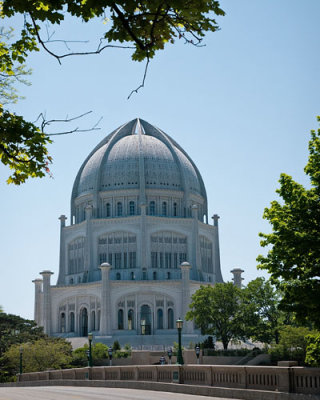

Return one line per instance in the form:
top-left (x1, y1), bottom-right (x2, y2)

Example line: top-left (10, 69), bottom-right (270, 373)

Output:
top-left (33, 119), bottom-right (224, 344)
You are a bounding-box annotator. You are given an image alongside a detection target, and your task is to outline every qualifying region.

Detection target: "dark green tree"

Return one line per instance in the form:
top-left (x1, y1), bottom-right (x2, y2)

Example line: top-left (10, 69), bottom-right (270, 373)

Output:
top-left (186, 283), bottom-right (254, 350)
top-left (0, 312), bottom-right (45, 357)
top-left (257, 117), bottom-right (320, 328)
top-left (243, 277), bottom-right (286, 344)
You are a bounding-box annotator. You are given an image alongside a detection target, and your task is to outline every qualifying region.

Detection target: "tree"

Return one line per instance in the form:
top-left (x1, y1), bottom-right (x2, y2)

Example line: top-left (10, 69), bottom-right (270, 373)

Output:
top-left (0, 312), bottom-right (45, 357)
top-left (1, 1), bottom-right (225, 184)
top-left (186, 283), bottom-right (253, 350)
top-left (257, 117), bottom-right (320, 328)
top-left (243, 277), bottom-right (286, 344)
top-left (1, 338), bottom-right (73, 381)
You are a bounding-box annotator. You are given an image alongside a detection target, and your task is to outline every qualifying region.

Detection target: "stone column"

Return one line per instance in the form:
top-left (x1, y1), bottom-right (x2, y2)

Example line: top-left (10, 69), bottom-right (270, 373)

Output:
top-left (140, 203), bottom-right (147, 273)
top-left (212, 214), bottom-right (221, 282)
top-left (40, 270), bottom-right (54, 334)
top-left (180, 261), bottom-right (192, 333)
top-left (85, 205), bottom-right (93, 282)
top-left (231, 268), bottom-right (244, 288)
top-left (57, 215), bottom-right (67, 285)
top-left (191, 204), bottom-right (201, 280)
top-left (99, 263), bottom-right (112, 335)
top-left (32, 278), bottom-right (43, 326)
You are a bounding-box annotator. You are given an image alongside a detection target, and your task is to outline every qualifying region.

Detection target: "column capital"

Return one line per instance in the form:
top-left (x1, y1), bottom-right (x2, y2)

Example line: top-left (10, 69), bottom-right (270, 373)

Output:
top-left (32, 278), bottom-right (43, 284)
top-left (40, 270), bottom-right (54, 276)
top-left (59, 215), bottom-right (67, 227)
top-left (99, 262), bottom-right (112, 271)
top-left (180, 261), bottom-right (192, 270)
top-left (212, 214), bottom-right (220, 226)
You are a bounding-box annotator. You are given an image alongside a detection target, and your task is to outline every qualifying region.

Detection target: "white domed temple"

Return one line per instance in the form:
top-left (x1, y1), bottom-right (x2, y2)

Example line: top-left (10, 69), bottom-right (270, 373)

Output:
top-left (33, 118), bottom-right (224, 346)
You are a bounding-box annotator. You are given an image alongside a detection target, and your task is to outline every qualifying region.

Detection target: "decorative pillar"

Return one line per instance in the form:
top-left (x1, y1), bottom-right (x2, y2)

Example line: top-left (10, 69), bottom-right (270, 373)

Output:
top-left (32, 278), bottom-right (43, 326)
top-left (231, 268), bottom-right (244, 288)
top-left (180, 261), bottom-right (192, 333)
top-left (57, 215), bottom-right (67, 285)
top-left (85, 205), bottom-right (93, 282)
top-left (140, 203), bottom-right (147, 272)
top-left (212, 214), bottom-right (221, 283)
top-left (191, 204), bottom-right (201, 280)
top-left (99, 263), bottom-right (112, 335)
top-left (40, 270), bottom-right (54, 334)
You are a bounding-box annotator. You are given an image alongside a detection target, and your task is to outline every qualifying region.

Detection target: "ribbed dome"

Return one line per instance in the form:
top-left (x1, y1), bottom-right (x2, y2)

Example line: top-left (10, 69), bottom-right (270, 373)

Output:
top-left (71, 119), bottom-right (207, 218)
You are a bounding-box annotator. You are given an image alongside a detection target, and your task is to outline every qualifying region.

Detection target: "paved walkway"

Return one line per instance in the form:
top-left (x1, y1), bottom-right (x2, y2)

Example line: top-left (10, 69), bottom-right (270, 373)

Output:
top-left (0, 386), bottom-right (236, 400)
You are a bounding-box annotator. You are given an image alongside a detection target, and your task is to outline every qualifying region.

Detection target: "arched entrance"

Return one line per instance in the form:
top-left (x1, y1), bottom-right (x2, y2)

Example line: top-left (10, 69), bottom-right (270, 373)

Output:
top-left (80, 307), bottom-right (88, 337)
top-left (140, 304), bottom-right (152, 335)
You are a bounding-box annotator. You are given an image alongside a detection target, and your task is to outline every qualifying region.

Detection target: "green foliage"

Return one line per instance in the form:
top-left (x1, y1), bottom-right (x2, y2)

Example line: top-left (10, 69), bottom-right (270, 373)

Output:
top-left (268, 326), bottom-right (316, 366)
top-left (186, 283), bottom-right (253, 350)
top-left (0, 106), bottom-right (52, 184)
top-left (257, 117), bottom-right (320, 328)
top-left (242, 277), bottom-right (287, 344)
top-left (1, 338), bottom-right (72, 381)
top-left (0, 1), bottom-right (225, 184)
top-left (305, 333), bottom-right (320, 367)
top-left (112, 340), bottom-right (121, 351)
top-left (0, 312), bottom-right (45, 357)
top-left (0, 27), bottom-right (52, 184)
top-left (172, 341), bottom-right (184, 356)
top-left (202, 336), bottom-right (215, 349)
top-left (1, 1), bottom-right (225, 63)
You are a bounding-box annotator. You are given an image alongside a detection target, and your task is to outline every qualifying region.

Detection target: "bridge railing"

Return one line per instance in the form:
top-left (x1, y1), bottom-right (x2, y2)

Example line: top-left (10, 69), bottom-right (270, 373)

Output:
top-left (18, 365), bottom-right (320, 395)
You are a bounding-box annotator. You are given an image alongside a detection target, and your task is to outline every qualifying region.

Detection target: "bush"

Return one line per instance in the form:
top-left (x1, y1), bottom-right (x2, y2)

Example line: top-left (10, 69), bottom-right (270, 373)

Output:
top-left (203, 336), bottom-right (215, 349)
top-left (305, 333), bottom-right (320, 367)
top-left (112, 340), bottom-right (121, 351)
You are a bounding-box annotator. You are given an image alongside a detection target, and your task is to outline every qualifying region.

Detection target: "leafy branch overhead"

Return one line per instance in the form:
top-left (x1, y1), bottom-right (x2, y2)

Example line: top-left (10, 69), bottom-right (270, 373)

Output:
top-left (2, 1), bottom-right (225, 62)
top-left (0, 1), bottom-right (225, 185)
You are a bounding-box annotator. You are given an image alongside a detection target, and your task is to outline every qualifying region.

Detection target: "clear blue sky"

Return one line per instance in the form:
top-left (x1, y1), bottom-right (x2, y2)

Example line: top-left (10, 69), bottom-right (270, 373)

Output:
top-left (1, 0), bottom-right (319, 319)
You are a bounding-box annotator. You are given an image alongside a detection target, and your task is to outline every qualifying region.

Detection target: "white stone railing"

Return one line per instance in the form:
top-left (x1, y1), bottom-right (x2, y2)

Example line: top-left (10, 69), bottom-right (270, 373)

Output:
top-left (18, 365), bottom-right (320, 395)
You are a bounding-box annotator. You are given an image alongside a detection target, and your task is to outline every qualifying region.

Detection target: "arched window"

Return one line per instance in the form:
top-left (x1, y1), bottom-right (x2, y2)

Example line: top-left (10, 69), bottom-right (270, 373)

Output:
top-left (106, 203), bottom-right (111, 217)
top-left (142, 268), bottom-right (147, 280)
top-left (153, 271), bottom-right (157, 280)
top-left (162, 201), bottom-right (167, 216)
top-left (167, 271), bottom-right (171, 280)
top-left (168, 308), bottom-right (174, 329)
top-left (173, 202), bottom-right (178, 216)
top-left (117, 202), bottom-right (123, 216)
top-left (118, 309), bottom-right (124, 330)
top-left (157, 309), bottom-right (163, 329)
top-left (69, 278), bottom-right (74, 284)
top-left (128, 309), bottom-right (134, 330)
top-left (149, 201), bottom-right (155, 215)
top-left (69, 312), bottom-right (75, 332)
top-left (130, 271), bottom-right (135, 280)
top-left (116, 272), bottom-right (121, 280)
top-left (60, 313), bottom-right (66, 333)
top-left (129, 201), bottom-right (135, 216)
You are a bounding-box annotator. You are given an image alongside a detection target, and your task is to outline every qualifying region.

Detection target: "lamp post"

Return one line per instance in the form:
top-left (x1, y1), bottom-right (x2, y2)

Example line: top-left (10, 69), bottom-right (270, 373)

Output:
top-left (167, 347), bottom-right (172, 365)
top-left (195, 345), bottom-right (200, 364)
top-left (176, 318), bottom-right (184, 365)
top-left (19, 346), bottom-right (23, 375)
top-left (108, 347), bottom-right (113, 366)
top-left (88, 332), bottom-right (93, 367)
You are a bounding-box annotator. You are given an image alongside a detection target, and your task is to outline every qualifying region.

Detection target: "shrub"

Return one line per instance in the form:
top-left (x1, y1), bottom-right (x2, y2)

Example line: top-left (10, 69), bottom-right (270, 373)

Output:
top-left (268, 326), bottom-right (315, 365)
